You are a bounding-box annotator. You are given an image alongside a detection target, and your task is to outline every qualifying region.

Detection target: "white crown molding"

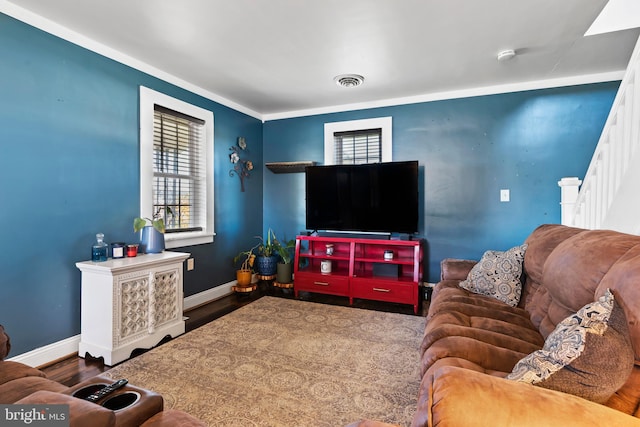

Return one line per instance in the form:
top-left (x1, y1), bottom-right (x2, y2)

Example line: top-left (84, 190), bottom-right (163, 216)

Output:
top-left (0, 1), bottom-right (262, 121)
top-left (262, 71), bottom-right (625, 122)
top-left (0, 3), bottom-right (626, 128)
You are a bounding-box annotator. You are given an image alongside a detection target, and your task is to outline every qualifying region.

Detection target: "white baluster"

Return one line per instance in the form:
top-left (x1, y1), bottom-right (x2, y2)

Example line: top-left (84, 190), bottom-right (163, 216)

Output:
top-left (558, 177), bottom-right (582, 226)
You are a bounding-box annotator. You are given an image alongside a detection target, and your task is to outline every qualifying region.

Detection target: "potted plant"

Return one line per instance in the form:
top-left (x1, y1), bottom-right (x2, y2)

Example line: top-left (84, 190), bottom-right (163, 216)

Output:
top-left (133, 208), bottom-right (172, 254)
top-left (274, 236), bottom-right (296, 284)
top-left (254, 228), bottom-right (280, 277)
top-left (233, 244), bottom-right (258, 287)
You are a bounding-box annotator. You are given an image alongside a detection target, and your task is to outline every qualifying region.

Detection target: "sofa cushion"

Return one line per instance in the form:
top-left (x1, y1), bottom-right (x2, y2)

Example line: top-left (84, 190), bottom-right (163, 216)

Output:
top-left (523, 226), bottom-right (640, 337)
top-left (459, 244), bottom-right (527, 307)
top-left (506, 289), bottom-right (634, 403)
top-left (429, 282), bottom-right (535, 326)
top-left (421, 336), bottom-right (531, 378)
top-left (420, 293), bottom-right (544, 376)
top-left (420, 313), bottom-right (542, 360)
top-left (0, 375), bottom-right (68, 404)
top-left (0, 360), bottom-right (47, 387)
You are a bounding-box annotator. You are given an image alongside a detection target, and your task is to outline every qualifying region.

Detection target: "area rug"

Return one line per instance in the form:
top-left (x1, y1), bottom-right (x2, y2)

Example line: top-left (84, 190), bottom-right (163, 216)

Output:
top-left (104, 296), bottom-right (425, 427)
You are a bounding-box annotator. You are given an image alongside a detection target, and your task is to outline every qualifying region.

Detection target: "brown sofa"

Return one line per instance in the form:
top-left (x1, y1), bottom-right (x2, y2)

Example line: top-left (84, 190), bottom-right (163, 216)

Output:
top-left (353, 224), bottom-right (640, 427)
top-left (0, 326), bottom-right (204, 427)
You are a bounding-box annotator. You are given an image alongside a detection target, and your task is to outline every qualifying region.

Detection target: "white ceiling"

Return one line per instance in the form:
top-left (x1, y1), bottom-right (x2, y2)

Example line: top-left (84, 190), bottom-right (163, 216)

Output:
top-left (3, 0), bottom-right (640, 120)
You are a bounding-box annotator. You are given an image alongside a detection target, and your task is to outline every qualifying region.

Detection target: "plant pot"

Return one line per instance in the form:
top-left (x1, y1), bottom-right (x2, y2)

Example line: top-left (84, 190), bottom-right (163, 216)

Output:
top-left (236, 269), bottom-right (252, 286)
top-left (140, 226), bottom-right (165, 254)
top-left (255, 255), bottom-right (278, 276)
top-left (276, 262), bottom-right (293, 284)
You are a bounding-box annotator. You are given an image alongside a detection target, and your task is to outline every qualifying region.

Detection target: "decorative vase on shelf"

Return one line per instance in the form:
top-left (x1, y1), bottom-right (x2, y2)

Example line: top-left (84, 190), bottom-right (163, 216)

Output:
top-left (256, 255), bottom-right (278, 276)
top-left (140, 226), bottom-right (165, 254)
top-left (91, 233), bottom-right (108, 262)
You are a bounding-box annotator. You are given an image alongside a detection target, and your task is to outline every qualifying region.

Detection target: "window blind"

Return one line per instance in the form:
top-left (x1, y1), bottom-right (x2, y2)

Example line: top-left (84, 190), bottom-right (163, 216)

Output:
top-left (333, 128), bottom-right (382, 164)
top-left (153, 105), bottom-right (206, 233)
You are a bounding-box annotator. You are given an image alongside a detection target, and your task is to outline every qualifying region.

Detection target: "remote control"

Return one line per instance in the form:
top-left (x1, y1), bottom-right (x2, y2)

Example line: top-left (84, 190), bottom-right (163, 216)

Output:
top-left (85, 379), bottom-right (128, 403)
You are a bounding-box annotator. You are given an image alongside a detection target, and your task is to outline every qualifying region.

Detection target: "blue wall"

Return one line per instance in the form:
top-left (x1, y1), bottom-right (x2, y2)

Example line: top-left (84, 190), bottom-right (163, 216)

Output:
top-left (263, 84), bottom-right (618, 282)
top-left (0, 14), bottom-right (263, 355)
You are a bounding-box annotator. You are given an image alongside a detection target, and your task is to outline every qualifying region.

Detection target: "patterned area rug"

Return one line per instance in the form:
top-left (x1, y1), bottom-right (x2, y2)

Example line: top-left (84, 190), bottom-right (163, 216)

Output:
top-left (105, 297), bottom-right (425, 427)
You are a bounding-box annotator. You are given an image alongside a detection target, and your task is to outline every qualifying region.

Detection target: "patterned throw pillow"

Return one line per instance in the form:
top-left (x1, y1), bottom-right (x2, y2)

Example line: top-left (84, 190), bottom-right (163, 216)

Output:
top-left (507, 289), bottom-right (634, 403)
top-left (458, 244), bottom-right (527, 307)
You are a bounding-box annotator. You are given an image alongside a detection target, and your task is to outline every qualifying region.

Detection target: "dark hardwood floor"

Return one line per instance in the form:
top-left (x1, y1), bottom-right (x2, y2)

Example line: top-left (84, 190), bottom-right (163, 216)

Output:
top-left (41, 284), bottom-right (425, 387)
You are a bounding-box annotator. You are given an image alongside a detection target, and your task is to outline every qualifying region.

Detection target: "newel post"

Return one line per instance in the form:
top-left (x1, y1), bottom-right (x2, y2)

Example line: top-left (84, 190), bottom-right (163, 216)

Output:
top-left (558, 177), bottom-right (582, 226)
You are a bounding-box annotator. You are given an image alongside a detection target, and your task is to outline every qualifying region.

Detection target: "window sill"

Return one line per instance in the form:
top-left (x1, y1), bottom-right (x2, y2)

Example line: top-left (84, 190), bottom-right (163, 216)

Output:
top-left (165, 231), bottom-right (215, 248)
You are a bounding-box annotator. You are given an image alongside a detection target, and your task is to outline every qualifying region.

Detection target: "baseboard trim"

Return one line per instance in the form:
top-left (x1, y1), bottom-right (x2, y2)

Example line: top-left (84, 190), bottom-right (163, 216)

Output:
top-left (8, 335), bottom-right (81, 368)
top-left (184, 281), bottom-right (234, 311)
top-left (9, 282), bottom-right (237, 368)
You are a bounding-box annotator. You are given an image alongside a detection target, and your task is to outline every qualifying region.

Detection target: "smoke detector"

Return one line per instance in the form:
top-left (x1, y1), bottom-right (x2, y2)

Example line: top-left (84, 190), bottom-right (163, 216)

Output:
top-left (497, 49), bottom-right (516, 61)
top-left (334, 74), bottom-right (365, 88)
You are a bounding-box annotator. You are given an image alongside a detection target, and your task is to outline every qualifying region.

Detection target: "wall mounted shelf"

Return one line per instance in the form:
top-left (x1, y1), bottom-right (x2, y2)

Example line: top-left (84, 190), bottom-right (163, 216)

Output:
top-left (265, 161), bottom-right (316, 173)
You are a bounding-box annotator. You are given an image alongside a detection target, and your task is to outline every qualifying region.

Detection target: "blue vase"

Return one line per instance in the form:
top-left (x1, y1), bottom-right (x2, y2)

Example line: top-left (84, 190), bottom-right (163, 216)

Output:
top-left (140, 226), bottom-right (165, 254)
top-left (256, 255), bottom-right (278, 276)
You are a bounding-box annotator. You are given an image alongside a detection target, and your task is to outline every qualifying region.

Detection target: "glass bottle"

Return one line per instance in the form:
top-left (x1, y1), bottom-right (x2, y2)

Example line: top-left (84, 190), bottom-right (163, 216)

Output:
top-left (91, 233), bottom-right (108, 262)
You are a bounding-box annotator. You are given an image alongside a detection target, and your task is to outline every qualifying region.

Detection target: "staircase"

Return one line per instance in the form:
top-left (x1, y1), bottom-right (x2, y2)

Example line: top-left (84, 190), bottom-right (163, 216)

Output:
top-left (560, 34), bottom-right (640, 235)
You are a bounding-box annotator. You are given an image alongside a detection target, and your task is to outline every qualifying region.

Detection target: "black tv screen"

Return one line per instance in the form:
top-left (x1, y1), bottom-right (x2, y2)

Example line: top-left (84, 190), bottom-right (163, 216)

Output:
top-left (305, 161), bottom-right (419, 234)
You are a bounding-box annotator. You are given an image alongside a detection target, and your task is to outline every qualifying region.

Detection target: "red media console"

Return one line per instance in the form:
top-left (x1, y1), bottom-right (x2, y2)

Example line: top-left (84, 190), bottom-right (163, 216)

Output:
top-left (293, 235), bottom-right (423, 314)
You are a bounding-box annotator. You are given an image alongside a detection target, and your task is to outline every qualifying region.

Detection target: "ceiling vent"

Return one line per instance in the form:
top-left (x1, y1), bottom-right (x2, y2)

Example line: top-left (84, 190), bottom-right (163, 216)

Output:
top-left (497, 49), bottom-right (516, 61)
top-left (334, 74), bottom-right (365, 88)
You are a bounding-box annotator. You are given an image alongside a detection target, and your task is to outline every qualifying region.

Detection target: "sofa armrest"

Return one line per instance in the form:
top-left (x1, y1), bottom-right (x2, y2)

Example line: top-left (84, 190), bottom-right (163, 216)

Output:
top-left (16, 390), bottom-right (116, 427)
top-left (0, 325), bottom-right (10, 360)
top-left (439, 259), bottom-right (476, 281)
top-left (66, 374), bottom-right (163, 426)
top-left (413, 366), bottom-right (640, 427)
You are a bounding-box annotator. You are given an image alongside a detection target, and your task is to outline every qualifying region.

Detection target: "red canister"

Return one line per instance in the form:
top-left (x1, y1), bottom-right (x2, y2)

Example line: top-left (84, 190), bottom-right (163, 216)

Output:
top-left (126, 244), bottom-right (139, 257)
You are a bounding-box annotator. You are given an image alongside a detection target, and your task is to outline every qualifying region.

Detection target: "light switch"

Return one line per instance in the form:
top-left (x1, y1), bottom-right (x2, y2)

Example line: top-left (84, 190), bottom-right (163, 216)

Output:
top-left (187, 258), bottom-right (195, 271)
top-left (500, 189), bottom-right (510, 202)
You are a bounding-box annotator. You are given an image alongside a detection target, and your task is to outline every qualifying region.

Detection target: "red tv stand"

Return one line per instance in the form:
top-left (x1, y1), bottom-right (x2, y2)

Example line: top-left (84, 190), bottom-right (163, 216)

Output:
top-left (293, 235), bottom-right (423, 313)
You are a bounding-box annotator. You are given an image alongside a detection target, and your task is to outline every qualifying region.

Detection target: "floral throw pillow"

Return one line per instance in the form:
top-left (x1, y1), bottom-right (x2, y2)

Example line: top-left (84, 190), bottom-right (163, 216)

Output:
top-left (458, 244), bottom-right (527, 307)
top-left (507, 289), bottom-right (634, 403)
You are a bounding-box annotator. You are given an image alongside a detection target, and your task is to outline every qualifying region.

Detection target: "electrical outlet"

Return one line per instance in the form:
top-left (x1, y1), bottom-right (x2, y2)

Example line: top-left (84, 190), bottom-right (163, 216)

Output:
top-left (187, 258), bottom-right (195, 271)
top-left (500, 189), bottom-right (510, 202)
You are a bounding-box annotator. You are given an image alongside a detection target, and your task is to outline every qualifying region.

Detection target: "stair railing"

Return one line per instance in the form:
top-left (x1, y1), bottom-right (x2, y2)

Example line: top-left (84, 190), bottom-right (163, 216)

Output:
top-left (561, 34), bottom-right (640, 234)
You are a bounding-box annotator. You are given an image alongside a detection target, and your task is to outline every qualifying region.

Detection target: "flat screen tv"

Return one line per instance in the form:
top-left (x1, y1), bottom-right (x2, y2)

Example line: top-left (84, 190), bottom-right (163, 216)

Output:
top-left (305, 160), bottom-right (419, 234)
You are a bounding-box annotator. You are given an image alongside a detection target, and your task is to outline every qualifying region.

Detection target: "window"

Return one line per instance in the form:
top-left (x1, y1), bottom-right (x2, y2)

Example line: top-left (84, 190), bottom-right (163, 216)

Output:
top-left (333, 128), bottom-right (382, 164)
top-left (324, 117), bottom-right (392, 165)
top-left (140, 87), bottom-right (214, 248)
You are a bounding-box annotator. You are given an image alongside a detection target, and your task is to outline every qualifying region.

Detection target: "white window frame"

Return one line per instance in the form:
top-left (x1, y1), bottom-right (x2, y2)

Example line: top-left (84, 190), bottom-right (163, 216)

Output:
top-left (324, 117), bottom-right (392, 165)
top-left (139, 86), bottom-right (215, 248)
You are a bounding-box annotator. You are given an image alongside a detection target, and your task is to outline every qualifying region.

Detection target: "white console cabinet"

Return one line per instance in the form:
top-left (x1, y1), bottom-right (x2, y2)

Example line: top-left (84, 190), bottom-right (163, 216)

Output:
top-left (76, 251), bottom-right (190, 365)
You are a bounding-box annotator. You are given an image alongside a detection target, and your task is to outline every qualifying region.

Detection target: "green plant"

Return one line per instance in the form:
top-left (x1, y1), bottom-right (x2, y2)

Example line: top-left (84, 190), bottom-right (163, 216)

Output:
top-left (234, 229), bottom-right (293, 270)
top-left (255, 228), bottom-right (278, 257)
top-left (233, 242), bottom-right (260, 271)
top-left (274, 235), bottom-right (296, 264)
top-left (133, 207), bottom-right (173, 234)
